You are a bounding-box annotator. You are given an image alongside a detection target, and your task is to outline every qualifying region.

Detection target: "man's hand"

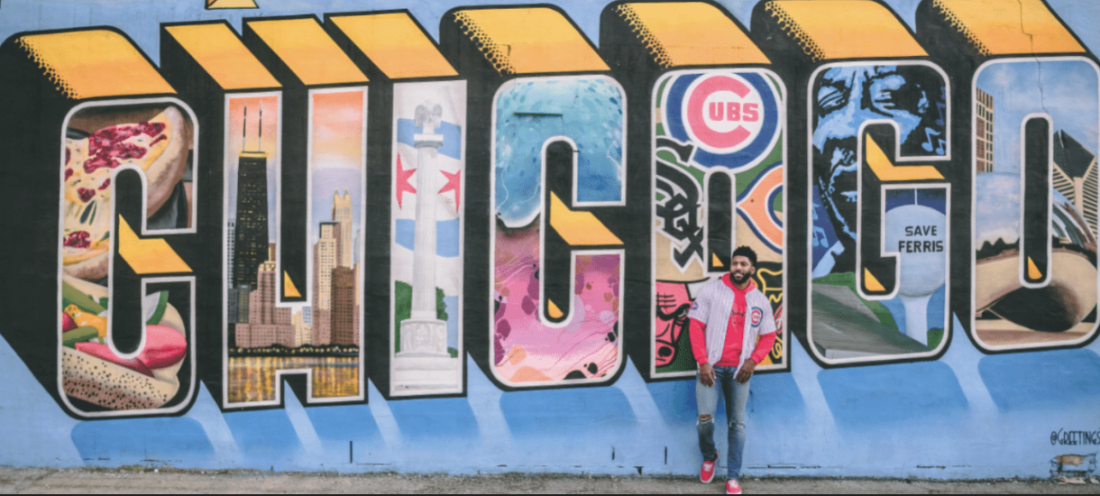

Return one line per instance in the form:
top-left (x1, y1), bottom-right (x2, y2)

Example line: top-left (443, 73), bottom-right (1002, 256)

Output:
top-left (699, 363), bottom-right (716, 387)
top-left (736, 359), bottom-right (756, 384)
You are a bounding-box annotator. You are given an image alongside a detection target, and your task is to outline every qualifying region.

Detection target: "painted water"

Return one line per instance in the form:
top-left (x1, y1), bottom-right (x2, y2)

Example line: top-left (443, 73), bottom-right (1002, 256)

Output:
top-left (228, 357), bottom-right (359, 403)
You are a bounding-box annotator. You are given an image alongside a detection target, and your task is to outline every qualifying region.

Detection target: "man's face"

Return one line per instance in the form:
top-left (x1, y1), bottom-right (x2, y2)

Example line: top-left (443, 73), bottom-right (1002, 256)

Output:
top-left (812, 66), bottom-right (946, 261)
top-left (730, 256), bottom-right (755, 284)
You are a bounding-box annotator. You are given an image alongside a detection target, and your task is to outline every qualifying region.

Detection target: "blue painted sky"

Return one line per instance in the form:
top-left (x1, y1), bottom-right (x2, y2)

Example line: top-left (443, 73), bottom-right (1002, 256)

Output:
top-left (977, 59), bottom-right (1099, 174)
top-left (397, 120), bottom-right (462, 160)
top-left (3, 0), bottom-right (1098, 68)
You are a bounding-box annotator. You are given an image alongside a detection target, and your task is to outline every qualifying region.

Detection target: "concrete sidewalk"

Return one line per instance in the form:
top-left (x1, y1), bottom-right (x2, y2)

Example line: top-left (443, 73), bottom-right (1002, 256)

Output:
top-left (2, 468), bottom-right (1100, 494)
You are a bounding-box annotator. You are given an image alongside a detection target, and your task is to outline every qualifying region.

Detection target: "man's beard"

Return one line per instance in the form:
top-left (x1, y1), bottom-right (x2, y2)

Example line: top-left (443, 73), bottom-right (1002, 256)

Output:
top-left (731, 271), bottom-right (748, 284)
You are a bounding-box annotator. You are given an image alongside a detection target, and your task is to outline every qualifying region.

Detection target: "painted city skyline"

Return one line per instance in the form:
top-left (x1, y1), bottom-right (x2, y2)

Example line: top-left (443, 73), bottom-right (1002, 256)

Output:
top-left (228, 89), bottom-right (365, 350)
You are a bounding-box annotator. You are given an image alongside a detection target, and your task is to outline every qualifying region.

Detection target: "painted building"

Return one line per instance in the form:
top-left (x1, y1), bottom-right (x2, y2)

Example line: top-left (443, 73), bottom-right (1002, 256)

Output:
top-left (236, 258), bottom-right (295, 348)
top-left (1052, 130), bottom-right (1099, 232)
top-left (975, 88), bottom-right (994, 174)
top-left (312, 221), bottom-right (338, 346)
top-left (333, 189), bottom-right (354, 268)
top-left (291, 309), bottom-right (311, 348)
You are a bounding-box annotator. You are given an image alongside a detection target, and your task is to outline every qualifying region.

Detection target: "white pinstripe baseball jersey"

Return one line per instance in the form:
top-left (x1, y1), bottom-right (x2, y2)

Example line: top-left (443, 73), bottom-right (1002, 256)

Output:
top-left (687, 277), bottom-right (776, 370)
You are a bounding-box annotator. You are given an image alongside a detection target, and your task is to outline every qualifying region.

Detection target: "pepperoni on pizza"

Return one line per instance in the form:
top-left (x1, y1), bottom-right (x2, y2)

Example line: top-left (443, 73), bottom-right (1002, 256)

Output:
top-left (61, 105), bottom-right (192, 281)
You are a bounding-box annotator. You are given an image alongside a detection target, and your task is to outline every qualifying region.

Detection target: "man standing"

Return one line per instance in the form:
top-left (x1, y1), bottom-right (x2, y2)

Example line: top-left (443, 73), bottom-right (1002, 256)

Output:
top-left (689, 246), bottom-right (777, 495)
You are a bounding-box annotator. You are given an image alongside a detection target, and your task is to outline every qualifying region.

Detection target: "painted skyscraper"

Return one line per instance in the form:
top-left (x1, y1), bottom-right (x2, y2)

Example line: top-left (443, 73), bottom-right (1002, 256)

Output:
top-left (292, 310), bottom-right (311, 347)
top-left (233, 102), bottom-right (270, 289)
top-left (235, 248), bottom-right (294, 348)
top-left (228, 284), bottom-right (250, 326)
top-left (333, 189), bottom-right (354, 268)
top-left (331, 266), bottom-right (358, 345)
top-left (975, 88), bottom-right (994, 174)
top-left (226, 220), bottom-right (235, 289)
top-left (312, 221), bottom-right (338, 346)
top-left (1052, 130), bottom-right (1099, 233)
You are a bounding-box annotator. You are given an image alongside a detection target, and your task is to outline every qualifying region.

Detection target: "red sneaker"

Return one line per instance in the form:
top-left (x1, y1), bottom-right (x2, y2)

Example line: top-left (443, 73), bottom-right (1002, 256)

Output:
top-left (700, 455), bottom-right (716, 483)
top-left (726, 479), bottom-right (742, 494)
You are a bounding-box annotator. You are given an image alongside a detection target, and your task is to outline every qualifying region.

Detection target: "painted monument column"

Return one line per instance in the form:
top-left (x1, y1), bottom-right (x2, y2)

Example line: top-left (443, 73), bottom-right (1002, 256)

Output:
top-left (326, 11), bottom-right (467, 397)
top-left (402, 105), bottom-right (449, 356)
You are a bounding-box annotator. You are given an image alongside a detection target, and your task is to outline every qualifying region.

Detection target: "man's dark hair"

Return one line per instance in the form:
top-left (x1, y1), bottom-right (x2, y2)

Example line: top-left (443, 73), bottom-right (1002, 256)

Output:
top-left (731, 246), bottom-right (757, 268)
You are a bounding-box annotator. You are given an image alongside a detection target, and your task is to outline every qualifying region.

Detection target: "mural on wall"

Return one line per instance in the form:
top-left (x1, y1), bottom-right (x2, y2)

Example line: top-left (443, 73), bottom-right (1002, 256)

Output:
top-left (0, 26), bottom-right (209, 419)
top-left (221, 17), bottom-right (369, 408)
top-left (971, 57), bottom-right (1100, 350)
top-left (218, 91), bottom-right (365, 406)
top-left (652, 69), bottom-right (786, 377)
top-left (490, 76), bottom-right (625, 386)
top-left (391, 80), bottom-right (466, 396)
top-left (62, 97), bottom-right (198, 415)
top-left (4, 0), bottom-right (1100, 480)
top-left (807, 62), bottom-right (952, 363)
top-left (324, 10), bottom-right (466, 399)
top-left (222, 89), bottom-right (366, 406)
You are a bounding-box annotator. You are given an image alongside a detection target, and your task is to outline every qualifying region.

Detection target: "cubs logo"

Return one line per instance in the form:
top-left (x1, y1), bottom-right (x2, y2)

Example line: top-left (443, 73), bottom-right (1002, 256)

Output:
top-left (751, 308), bottom-right (762, 326)
top-left (662, 70), bottom-right (782, 171)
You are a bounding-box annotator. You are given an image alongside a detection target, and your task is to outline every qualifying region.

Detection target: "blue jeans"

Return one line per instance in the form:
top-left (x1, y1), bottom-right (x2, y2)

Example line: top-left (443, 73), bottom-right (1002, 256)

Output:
top-left (697, 365), bottom-right (750, 481)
